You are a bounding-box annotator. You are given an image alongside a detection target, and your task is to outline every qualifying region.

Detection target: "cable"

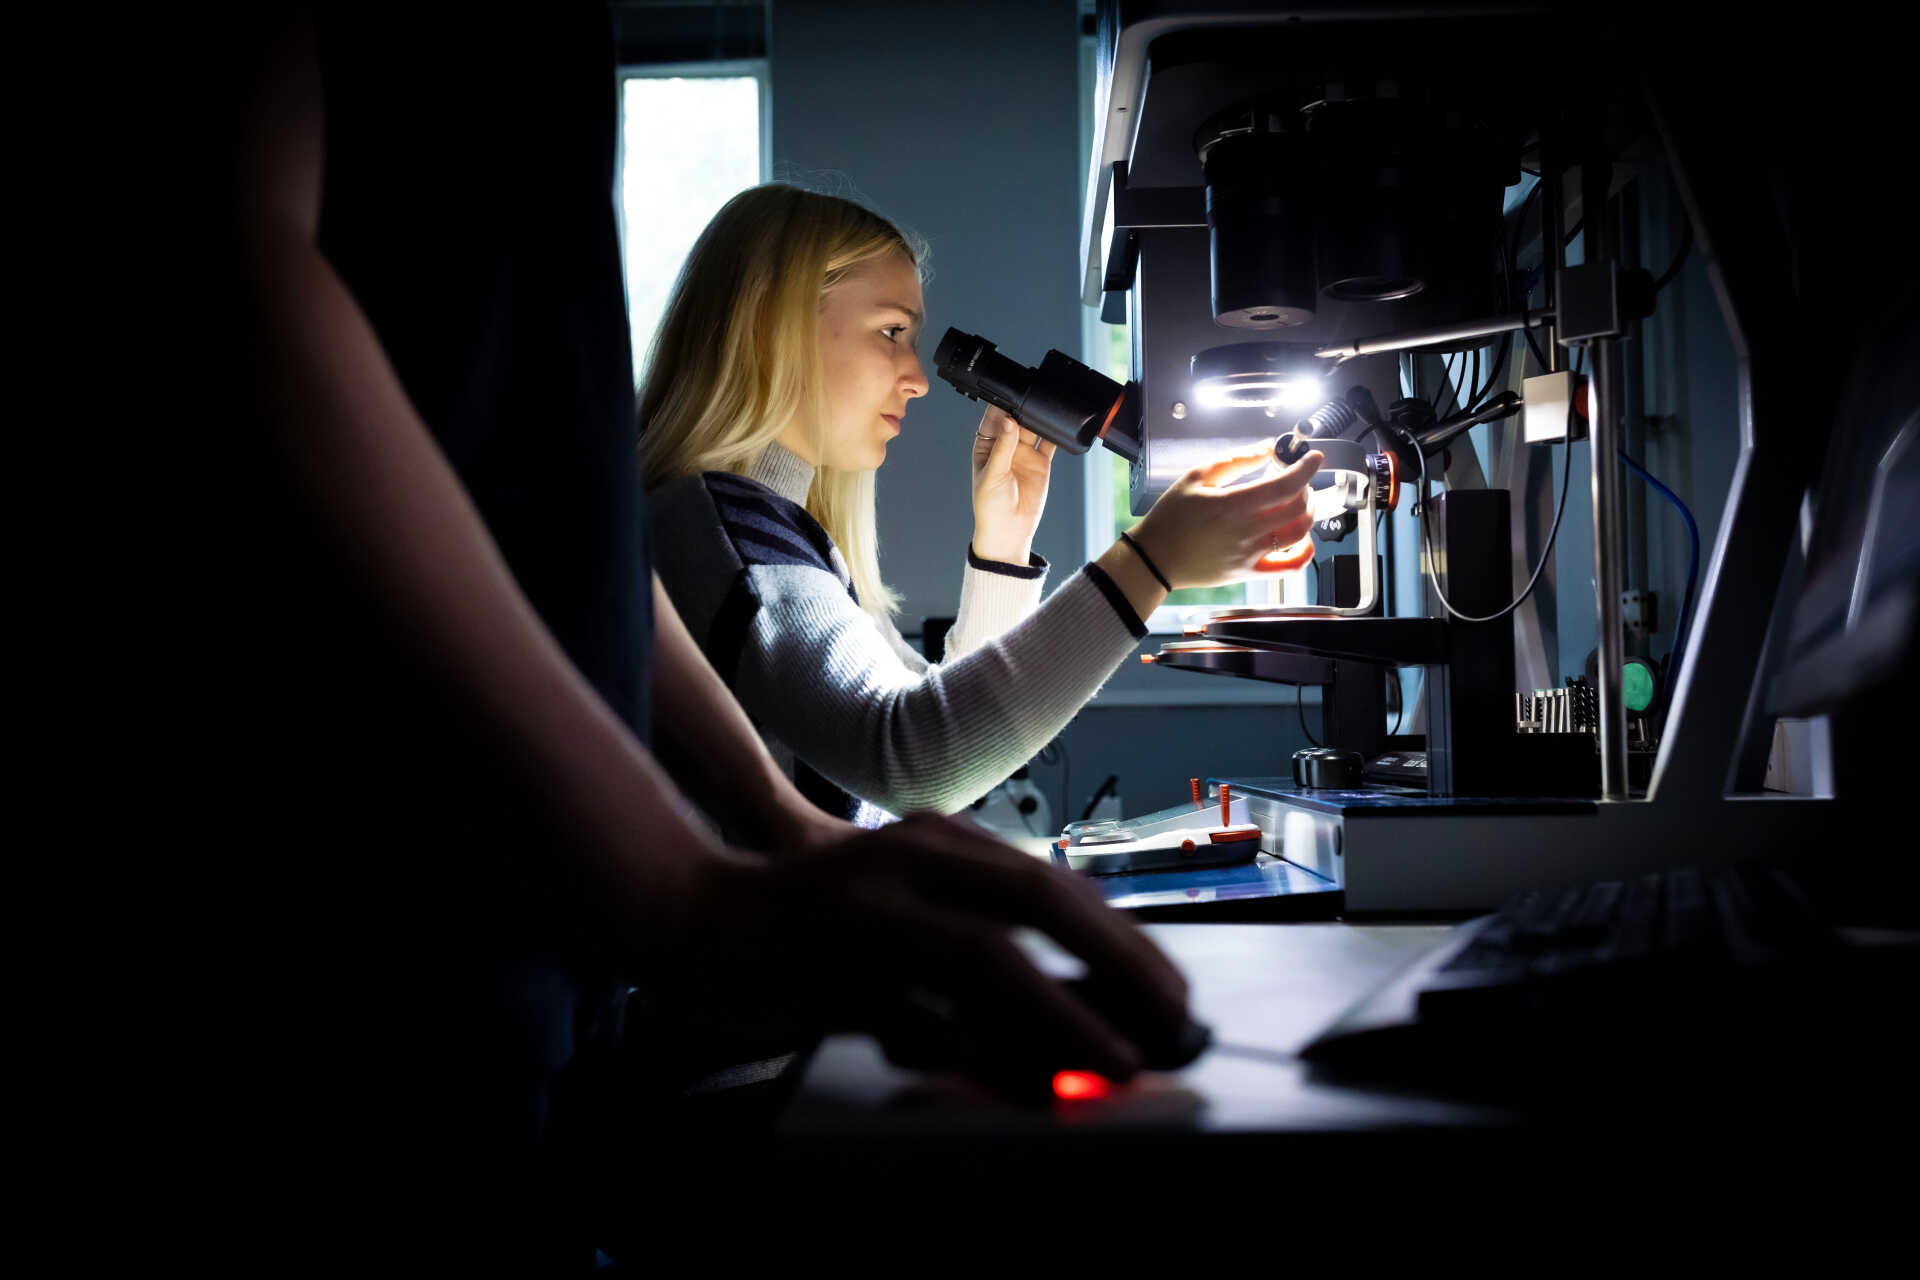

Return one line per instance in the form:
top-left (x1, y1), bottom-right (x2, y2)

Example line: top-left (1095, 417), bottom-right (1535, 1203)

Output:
top-left (1439, 349), bottom-right (1468, 420)
top-left (1296, 683), bottom-right (1321, 747)
top-left (1430, 350), bottom-right (1461, 417)
top-left (1440, 205), bottom-right (1518, 411)
top-left (1508, 175), bottom-right (1553, 374)
top-left (1467, 332), bottom-right (1513, 410)
top-left (1389, 665), bottom-right (1419, 737)
top-left (1412, 382), bottom-right (1577, 624)
top-left (1454, 206), bottom-right (1518, 409)
top-left (1619, 449), bottom-right (1700, 663)
top-left (1211, 1041), bottom-right (1294, 1068)
top-left (1479, 207), bottom-right (1515, 410)
top-left (1079, 773), bottom-right (1118, 823)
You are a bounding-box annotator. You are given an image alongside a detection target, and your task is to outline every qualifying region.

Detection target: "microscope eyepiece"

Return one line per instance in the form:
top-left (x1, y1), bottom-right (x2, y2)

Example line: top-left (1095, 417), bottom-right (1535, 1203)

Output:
top-left (932, 327), bottom-right (1142, 463)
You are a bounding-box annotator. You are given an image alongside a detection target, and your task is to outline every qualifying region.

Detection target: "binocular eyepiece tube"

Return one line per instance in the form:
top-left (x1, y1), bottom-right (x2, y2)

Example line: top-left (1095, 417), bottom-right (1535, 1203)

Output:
top-left (932, 327), bottom-right (1143, 463)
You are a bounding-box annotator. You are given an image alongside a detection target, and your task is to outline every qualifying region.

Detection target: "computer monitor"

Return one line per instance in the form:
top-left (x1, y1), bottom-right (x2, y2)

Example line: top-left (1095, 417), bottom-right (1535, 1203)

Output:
top-left (1768, 294), bottom-right (1919, 722)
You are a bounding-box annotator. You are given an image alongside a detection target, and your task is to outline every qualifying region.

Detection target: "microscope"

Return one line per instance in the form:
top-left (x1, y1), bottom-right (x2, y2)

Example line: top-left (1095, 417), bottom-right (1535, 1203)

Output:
top-left (938, 1), bottom-right (1858, 913)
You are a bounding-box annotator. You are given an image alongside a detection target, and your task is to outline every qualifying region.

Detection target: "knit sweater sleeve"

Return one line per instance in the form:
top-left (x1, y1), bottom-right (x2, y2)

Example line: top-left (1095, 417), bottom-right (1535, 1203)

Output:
top-left (733, 562), bottom-right (1144, 815)
top-left (943, 547), bottom-right (1050, 660)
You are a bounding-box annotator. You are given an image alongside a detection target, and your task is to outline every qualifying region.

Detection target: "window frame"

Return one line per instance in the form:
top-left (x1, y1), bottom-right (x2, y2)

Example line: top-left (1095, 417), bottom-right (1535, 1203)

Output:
top-left (613, 58), bottom-right (772, 381)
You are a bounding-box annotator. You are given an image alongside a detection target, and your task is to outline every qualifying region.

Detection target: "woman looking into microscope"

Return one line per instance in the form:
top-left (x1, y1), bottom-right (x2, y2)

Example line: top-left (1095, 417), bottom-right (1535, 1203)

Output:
top-left (642, 184), bottom-right (1321, 829)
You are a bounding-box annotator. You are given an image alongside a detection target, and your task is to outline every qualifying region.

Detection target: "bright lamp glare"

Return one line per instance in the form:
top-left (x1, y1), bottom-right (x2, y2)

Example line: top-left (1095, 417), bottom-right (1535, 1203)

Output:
top-left (1276, 377), bottom-right (1324, 411)
top-left (1193, 375), bottom-right (1325, 411)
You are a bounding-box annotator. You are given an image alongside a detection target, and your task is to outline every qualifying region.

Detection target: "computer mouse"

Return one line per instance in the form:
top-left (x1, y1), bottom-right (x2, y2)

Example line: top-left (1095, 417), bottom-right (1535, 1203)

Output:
top-left (1062, 976), bottom-right (1213, 1072)
top-left (872, 978), bottom-right (1212, 1088)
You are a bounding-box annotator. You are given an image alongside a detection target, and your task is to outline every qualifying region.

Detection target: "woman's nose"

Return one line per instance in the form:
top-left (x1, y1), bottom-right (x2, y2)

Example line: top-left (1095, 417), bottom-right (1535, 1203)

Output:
top-left (902, 352), bottom-right (929, 398)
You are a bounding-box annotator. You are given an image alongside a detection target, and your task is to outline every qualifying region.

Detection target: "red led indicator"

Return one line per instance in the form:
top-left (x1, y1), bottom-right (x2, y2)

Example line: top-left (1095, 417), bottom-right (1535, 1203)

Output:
top-left (1052, 1070), bottom-right (1112, 1101)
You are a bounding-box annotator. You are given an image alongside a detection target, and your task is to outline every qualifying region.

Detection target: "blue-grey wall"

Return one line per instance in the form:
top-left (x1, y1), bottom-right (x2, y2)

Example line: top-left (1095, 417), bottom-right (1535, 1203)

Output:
top-left (770, 0), bottom-right (1086, 629)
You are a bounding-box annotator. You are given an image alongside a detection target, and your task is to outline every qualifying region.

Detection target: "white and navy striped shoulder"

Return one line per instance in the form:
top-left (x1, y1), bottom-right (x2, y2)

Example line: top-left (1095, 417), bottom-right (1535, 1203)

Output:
top-left (697, 472), bottom-right (853, 595)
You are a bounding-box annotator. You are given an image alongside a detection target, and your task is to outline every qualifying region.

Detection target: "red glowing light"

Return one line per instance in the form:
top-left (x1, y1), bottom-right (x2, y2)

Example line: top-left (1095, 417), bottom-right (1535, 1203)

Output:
top-left (1052, 1070), bottom-right (1113, 1101)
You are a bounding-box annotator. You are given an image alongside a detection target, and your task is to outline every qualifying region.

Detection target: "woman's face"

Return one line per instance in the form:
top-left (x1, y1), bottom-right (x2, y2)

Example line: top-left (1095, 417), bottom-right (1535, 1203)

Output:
top-left (793, 251), bottom-right (928, 471)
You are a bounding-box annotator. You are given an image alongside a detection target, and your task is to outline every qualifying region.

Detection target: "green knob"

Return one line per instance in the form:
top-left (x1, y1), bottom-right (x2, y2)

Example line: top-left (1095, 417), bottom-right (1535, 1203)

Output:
top-left (1622, 659), bottom-right (1656, 713)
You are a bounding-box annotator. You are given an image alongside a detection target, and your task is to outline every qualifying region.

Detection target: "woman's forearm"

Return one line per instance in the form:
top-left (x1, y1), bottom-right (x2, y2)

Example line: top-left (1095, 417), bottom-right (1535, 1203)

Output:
top-left (736, 565), bottom-right (1144, 816)
top-left (1093, 537), bottom-right (1171, 623)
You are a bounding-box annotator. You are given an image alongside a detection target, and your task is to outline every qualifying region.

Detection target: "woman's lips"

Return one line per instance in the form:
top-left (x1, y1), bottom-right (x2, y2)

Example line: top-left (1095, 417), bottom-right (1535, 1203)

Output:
top-left (882, 414), bottom-right (902, 435)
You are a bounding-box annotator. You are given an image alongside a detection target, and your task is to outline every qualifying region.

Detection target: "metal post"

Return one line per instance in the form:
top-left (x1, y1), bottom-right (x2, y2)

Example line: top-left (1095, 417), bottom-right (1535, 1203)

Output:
top-left (1584, 154), bottom-right (1630, 800)
top-left (1621, 185), bottom-right (1650, 628)
top-left (1591, 338), bottom-right (1629, 798)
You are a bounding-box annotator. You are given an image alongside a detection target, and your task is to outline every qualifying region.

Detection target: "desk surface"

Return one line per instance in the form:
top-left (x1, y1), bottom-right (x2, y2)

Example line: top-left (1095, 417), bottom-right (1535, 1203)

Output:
top-left (784, 922), bottom-right (1512, 1137)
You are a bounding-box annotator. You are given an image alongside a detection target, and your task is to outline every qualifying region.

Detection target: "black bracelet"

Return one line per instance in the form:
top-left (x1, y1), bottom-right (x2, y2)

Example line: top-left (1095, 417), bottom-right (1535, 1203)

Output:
top-left (1118, 531), bottom-right (1172, 592)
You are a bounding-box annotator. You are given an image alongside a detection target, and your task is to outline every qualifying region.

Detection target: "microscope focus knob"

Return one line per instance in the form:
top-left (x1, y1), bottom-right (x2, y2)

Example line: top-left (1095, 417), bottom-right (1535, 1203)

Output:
top-left (1273, 431), bottom-right (1315, 465)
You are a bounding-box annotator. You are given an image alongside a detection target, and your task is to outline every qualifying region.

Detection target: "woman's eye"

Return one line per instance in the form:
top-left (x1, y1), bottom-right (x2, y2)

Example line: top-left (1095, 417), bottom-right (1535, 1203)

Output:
top-left (881, 326), bottom-right (906, 343)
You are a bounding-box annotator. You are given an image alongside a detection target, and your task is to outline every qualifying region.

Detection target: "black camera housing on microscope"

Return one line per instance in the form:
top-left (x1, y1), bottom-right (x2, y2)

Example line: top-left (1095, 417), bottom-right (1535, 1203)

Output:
top-left (933, 327), bottom-right (1144, 463)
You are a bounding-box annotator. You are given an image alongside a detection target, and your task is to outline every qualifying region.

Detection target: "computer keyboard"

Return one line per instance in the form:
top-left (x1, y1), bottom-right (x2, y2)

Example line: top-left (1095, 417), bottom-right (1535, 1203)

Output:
top-left (1417, 862), bottom-right (1829, 1018)
top-left (1362, 750), bottom-right (1426, 787)
top-left (1300, 861), bottom-right (1860, 1091)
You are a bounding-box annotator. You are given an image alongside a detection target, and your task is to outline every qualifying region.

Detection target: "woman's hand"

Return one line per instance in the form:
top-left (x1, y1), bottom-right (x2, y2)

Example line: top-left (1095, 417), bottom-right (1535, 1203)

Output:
top-left (970, 406), bottom-right (1056, 566)
top-left (1128, 441), bottom-right (1322, 590)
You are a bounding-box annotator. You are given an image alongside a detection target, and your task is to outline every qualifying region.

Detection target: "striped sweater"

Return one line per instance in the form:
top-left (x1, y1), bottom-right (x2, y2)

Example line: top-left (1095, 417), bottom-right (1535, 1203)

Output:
top-left (650, 443), bottom-right (1146, 825)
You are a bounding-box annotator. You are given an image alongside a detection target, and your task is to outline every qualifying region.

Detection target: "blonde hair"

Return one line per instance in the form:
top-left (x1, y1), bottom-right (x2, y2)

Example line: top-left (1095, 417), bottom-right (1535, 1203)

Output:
top-left (637, 184), bottom-right (926, 619)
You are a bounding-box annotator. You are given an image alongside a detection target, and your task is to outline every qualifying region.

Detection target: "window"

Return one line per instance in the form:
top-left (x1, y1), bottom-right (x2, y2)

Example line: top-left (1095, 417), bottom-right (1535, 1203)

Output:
top-left (615, 62), bottom-right (770, 387)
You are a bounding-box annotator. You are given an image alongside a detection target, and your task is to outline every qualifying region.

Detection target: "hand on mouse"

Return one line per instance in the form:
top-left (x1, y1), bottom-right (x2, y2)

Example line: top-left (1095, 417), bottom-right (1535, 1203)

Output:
top-left (671, 812), bottom-right (1194, 1089)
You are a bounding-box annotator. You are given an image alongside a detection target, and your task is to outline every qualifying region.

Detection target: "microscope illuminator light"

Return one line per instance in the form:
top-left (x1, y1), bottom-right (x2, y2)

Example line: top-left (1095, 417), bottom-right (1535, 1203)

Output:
top-left (1193, 374), bottom-right (1325, 412)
